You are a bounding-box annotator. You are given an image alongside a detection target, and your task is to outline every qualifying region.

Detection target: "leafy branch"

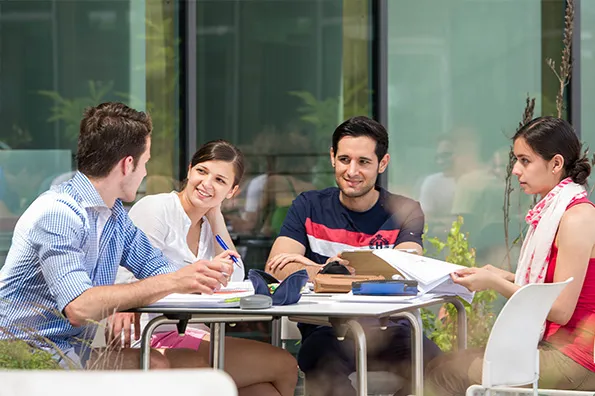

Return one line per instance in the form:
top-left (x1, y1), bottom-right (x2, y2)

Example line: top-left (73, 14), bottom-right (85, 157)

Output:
top-left (545, 0), bottom-right (574, 119)
top-left (503, 96), bottom-right (535, 271)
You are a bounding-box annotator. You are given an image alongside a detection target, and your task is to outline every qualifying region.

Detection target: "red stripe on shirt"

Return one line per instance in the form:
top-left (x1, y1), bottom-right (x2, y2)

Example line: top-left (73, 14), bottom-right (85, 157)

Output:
top-left (305, 218), bottom-right (400, 247)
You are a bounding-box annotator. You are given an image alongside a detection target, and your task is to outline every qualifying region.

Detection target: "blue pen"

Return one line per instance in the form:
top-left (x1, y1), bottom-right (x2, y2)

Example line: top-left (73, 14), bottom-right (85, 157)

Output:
top-left (215, 234), bottom-right (241, 267)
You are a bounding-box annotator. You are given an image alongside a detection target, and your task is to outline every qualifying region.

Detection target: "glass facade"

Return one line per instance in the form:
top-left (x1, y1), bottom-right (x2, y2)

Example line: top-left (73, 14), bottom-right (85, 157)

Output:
top-left (0, 0), bottom-right (181, 264)
top-left (581, 1), bottom-right (595, 189)
top-left (0, 2), bottom-right (587, 278)
top-left (2, 0), bottom-right (595, 389)
top-left (387, 0), bottom-right (567, 269)
top-left (194, 0), bottom-right (373, 270)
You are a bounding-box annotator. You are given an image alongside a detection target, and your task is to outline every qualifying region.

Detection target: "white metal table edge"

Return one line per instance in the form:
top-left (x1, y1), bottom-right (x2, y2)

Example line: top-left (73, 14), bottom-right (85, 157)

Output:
top-left (133, 295), bottom-right (467, 396)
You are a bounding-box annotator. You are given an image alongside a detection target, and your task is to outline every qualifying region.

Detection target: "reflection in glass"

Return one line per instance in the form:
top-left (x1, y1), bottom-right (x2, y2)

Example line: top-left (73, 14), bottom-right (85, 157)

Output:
top-left (0, 0), bottom-right (181, 268)
top-left (195, 0), bottom-right (373, 271)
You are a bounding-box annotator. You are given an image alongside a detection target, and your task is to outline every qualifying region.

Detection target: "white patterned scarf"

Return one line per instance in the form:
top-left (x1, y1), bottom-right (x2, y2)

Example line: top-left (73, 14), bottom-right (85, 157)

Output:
top-left (515, 177), bottom-right (587, 286)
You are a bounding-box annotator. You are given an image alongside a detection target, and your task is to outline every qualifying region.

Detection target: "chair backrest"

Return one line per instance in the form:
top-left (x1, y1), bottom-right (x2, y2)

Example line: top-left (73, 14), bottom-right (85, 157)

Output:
top-left (482, 277), bottom-right (572, 388)
top-left (0, 369), bottom-right (238, 396)
top-left (281, 316), bottom-right (302, 341)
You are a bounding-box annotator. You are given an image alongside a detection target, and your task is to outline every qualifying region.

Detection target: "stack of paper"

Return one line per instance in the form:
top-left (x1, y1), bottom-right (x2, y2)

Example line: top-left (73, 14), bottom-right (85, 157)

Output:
top-left (372, 250), bottom-right (475, 303)
top-left (149, 281), bottom-right (254, 308)
top-left (330, 292), bottom-right (435, 304)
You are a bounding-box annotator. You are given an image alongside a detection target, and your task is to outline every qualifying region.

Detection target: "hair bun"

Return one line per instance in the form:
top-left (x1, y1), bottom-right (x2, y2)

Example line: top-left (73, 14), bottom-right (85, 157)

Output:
top-left (568, 155), bottom-right (591, 185)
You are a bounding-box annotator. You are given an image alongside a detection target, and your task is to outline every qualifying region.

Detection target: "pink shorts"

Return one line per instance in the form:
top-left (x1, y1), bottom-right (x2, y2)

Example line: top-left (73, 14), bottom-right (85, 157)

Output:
top-left (150, 327), bottom-right (208, 350)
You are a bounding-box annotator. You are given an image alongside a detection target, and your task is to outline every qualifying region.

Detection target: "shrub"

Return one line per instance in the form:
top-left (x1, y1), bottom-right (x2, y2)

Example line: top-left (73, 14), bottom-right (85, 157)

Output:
top-left (422, 217), bottom-right (498, 351)
top-left (0, 340), bottom-right (62, 369)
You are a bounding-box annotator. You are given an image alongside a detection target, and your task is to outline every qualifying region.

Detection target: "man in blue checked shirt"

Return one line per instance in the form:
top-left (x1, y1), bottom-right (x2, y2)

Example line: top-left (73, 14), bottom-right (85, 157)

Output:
top-left (0, 102), bottom-right (232, 369)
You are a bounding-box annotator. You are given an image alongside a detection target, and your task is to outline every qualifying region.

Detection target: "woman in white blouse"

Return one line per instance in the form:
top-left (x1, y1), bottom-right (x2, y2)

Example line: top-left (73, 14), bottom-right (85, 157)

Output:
top-left (115, 140), bottom-right (297, 396)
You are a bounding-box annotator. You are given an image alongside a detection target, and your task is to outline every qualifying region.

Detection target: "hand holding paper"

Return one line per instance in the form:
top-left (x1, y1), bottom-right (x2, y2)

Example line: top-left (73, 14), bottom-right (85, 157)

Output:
top-left (451, 267), bottom-right (499, 292)
top-left (367, 249), bottom-right (476, 303)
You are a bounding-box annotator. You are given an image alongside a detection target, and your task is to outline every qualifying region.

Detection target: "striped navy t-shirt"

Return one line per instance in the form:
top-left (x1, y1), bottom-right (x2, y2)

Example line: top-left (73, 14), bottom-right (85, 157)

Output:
top-left (278, 186), bottom-right (424, 265)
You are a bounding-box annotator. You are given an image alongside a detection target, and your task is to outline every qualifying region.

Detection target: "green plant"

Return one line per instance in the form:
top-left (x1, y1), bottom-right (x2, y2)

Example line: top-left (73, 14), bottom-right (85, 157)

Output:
top-left (289, 78), bottom-right (371, 189)
top-left (289, 77), bottom-right (371, 148)
top-left (289, 91), bottom-right (341, 144)
top-left (38, 80), bottom-right (115, 144)
top-left (421, 217), bottom-right (498, 352)
top-left (0, 340), bottom-right (62, 369)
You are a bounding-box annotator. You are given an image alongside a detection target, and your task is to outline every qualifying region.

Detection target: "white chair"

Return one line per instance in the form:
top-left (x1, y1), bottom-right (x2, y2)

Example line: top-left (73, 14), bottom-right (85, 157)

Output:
top-left (281, 316), bottom-right (301, 349)
top-left (0, 369), bottom-right (237, 396)
top-left (465, 277), bottom-right (592, 396)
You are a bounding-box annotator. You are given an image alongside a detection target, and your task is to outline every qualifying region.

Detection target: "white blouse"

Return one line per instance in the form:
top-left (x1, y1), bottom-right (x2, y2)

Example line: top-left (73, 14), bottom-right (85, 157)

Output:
top-left (118, 191), bottom-right (244, 282)
top-left (116, 191), bottom-right (245, 334)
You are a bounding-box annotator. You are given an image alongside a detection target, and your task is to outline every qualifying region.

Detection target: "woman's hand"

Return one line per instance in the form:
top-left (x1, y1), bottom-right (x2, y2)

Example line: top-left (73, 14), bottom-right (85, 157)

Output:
top-left (205, 204), bottom-right (224, 222)
top-left (482, 264), bottom-right (515, 282)
top-left (451, 267), bottom-right (498, 292)
top-left (213, 249), bottom-right (241, 276)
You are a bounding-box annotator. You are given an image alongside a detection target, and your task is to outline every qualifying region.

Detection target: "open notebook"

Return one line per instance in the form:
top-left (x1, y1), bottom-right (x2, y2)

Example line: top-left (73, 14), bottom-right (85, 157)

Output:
top-left (342, 250), bottom-right (475, 303)
top-left (148, 281), bottom-right (255, 308)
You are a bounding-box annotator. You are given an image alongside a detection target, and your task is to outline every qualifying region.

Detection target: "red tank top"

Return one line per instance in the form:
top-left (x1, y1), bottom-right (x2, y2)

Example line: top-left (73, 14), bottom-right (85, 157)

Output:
top-left (543, 197), bottom-right (595, 372)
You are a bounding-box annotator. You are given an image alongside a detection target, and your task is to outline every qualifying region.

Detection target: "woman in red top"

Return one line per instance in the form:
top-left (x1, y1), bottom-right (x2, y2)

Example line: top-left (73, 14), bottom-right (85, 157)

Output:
top-left (426, 116), bottom-right (595, 394)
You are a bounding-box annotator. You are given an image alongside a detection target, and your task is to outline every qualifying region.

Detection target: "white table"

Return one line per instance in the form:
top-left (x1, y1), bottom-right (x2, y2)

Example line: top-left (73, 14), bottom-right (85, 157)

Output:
top-left (132, 295), bottom-right (467, 396)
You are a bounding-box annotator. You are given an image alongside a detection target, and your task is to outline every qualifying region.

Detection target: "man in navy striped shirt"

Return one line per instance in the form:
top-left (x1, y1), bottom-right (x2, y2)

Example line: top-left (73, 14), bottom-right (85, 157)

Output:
top-left (0, 102), bottom-right (231, 369)
top-left (266, 116), bottom-right (441, 396)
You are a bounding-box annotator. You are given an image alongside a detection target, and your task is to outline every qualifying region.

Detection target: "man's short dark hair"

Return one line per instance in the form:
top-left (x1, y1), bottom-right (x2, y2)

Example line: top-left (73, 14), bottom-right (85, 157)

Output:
top-left (77, 102), bottom-right (152, 178)
top-left (331, 116), bottom-right (389, 161)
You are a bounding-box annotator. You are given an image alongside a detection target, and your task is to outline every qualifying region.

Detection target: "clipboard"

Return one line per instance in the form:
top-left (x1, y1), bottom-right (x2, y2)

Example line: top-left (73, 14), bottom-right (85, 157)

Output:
top-left (340, 250), bottom-right (405, 279)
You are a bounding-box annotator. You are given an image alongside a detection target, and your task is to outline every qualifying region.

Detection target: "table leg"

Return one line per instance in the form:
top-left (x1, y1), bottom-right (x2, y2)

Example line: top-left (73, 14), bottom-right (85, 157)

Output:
top-left (394, 311), bottom-right (423, 396)
top-left (345, 320), bottom-right (367, 396)
top-left (209, 322), bottom-right (226, 369)
top-left (271, 317), bottom-right (281, 348)
top-left (449, 298), bottom-right (468, 350)
top-left (140, 315), bottom-right (178, 370)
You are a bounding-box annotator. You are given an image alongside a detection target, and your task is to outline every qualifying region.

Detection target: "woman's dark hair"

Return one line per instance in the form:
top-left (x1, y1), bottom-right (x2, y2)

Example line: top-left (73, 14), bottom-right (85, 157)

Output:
top-left (513, 116), bottom-right (591, 185)
top-left (187, 140), bottom-right (245, 186)
top-left (332, 116), bottom-right (389, 161)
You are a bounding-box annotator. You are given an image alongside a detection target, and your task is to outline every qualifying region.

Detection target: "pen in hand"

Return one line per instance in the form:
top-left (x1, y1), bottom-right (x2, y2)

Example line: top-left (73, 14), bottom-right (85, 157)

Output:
top-left (215, 234), bottom-right (241, 268)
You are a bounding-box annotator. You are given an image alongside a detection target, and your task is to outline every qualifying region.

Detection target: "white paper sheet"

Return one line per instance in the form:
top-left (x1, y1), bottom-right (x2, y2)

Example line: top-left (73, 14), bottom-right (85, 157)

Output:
top-left (148, 281), bottom-right (254, 308)
top-left (371, 250), bottom-right (475, 303)
top-left (330, 292), bottom-right (433, 304)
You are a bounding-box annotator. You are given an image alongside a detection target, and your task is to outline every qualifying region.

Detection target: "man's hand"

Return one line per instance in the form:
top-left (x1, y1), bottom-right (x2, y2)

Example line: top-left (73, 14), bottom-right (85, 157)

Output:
top-left (325, 253), bottom-right (349, 266)
top-left (172, 259), bottom-right (233, 294)
top-left (267, 253), bottom-right (318, 272)
top-left (105, 312), bottom-right (140, 348)
top-left (324, 253), bottom-right (355, 274)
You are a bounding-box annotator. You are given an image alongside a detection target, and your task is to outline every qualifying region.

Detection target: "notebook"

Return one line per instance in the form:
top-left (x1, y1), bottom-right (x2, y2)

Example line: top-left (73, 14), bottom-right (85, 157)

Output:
top-left (148, 281), bottom-right (255, 308)
top-left (341, 250), bottom-right (475, 303)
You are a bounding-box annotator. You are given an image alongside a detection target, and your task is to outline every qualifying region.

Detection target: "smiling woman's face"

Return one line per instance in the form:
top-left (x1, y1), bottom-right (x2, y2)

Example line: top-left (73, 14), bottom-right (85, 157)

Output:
top-left (183, 160), bottom-right (237, 209)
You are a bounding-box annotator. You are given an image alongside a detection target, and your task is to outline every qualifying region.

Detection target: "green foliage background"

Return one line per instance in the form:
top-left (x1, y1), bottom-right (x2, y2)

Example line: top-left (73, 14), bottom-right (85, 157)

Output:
top-left (422, 217), bottom-right (498, 352)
